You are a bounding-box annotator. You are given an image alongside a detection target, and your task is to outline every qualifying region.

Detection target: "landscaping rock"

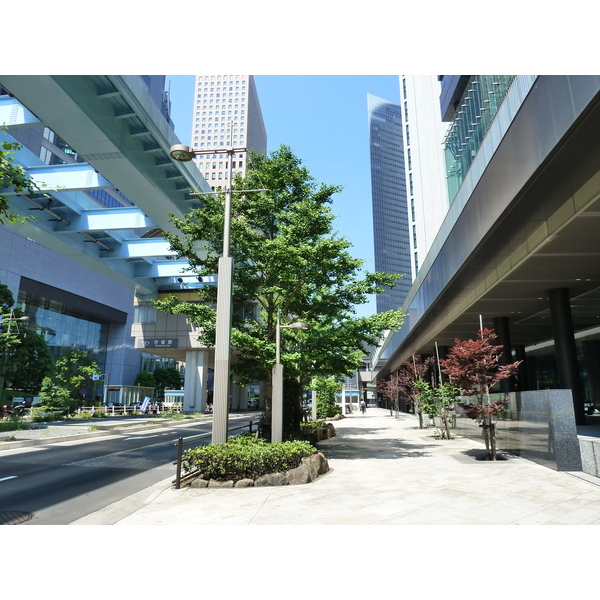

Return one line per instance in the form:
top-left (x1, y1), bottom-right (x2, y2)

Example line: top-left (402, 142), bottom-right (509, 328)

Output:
top-left (301, 456), bottom-right (319, 481)
top-left (190, 478), bottom-right (209, 488)
top-left (208, 480), bottom-right (234, 488)
top-left (286, 463), bottom-right (312, 485)
top-left (255, 472), bottom-right (288, 487)
top-left (234, 478), bottom-right (255, 487)
top-left (313, 452), bottom-right (330, 475)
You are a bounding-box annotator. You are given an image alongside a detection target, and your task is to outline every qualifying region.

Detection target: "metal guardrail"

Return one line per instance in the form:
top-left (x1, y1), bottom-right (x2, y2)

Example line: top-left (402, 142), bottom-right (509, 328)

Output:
top-left (76, 405), bottom-right (183, 416)
top-left (173, 419), bottom-right (261, 489)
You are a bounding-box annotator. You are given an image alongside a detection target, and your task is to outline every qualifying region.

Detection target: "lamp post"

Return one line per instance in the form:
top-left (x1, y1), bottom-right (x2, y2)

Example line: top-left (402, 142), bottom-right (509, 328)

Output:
top-left (0, 313), bottom-right (29, 405)
top-left (169, 125), bottom-right (266, 444)
top-left (272, 310), bottom-right (309, 443)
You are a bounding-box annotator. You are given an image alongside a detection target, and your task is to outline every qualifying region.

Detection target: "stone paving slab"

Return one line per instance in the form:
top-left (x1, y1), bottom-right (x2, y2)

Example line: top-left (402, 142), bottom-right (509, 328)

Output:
top-left (73, 407), bottom-right (600, 526)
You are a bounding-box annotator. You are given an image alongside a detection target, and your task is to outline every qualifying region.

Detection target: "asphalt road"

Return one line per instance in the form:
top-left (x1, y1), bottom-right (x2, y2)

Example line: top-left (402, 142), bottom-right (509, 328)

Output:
top-left (0, 415), bottom-right (256, 525)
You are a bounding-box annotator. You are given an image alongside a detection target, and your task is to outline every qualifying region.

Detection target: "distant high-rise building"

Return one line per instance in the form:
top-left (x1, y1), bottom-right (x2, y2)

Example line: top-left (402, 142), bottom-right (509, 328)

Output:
top-left (190, 74), bottom-right (267, 189)
top-left (400, 76), bottom-right (451, 279)
top-left (368, 93), bottom-right (411, 313)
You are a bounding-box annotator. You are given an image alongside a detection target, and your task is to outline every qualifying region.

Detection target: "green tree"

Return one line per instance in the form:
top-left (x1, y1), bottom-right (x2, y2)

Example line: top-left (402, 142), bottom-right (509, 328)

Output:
top-left (134, 371), bottom-right (156, 388)
top-left (313, 376), bottom-right (342, 419)
top-left (414, 380), bottom-right (459, 440)
top-left (0, 283), bottom-right (28, 402)
top-left (153, 367), bottom-right (181, 401)
top-left (155, 146), bottom-right (405, 434)
top-left (1, 138), bottom-right (35, 225)
top-left (4, 330), bottom-right (54, 393)
top-left (38, 349), bottom-right (101, 413)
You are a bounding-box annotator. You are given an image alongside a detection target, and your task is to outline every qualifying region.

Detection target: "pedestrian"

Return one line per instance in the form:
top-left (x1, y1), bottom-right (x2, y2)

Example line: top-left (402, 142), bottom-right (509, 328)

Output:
top-left (360, 399), bottom-right (366, 414)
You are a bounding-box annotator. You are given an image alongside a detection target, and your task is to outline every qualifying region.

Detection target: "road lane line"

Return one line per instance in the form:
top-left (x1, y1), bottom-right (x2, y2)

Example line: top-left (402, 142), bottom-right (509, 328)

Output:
top-left (0, 475), bottom-right (18, 482)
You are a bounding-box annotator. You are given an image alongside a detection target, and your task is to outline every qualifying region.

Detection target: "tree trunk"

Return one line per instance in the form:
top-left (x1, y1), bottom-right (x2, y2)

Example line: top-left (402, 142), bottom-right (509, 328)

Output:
top-left (489, 419), bottom-right (497, 460)
top-left (482, 421), bottom-right (491, 459)
top-left (443, 412), bottom-right (451, 440)
top-left (418, 410), bottom-right (423, 429)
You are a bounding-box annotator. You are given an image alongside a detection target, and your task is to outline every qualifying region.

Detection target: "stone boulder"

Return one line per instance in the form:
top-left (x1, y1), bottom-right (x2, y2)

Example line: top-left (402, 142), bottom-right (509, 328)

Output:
top-left (190, 477), bottom-right (209, 488)
top-left (286, 463), bottom-right (312, 485)
top-left (234, 478), bottom-right (255, 488)
top-left (311, 452), bottom-right (330, 475)
top-left (255, 472), bottom-right (289, 487)
top-left (208, 479), bottom-right (234, 488)
top-left (286, 452), bottom-right (330, 485)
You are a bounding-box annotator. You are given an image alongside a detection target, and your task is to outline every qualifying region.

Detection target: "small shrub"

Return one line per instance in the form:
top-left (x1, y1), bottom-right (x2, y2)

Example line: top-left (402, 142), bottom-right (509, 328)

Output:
top-left (0, 418), bottom-right (32, 432)
top-left (299, 420), bottom-right (328, 433)
top-left (161, 410), bottom-right (184, 420)
top-left (30, 408), bottom-right (65, 422)
top-left (182, 436), bottom-right (317, 482)
top-left (71, 410), bottom-right (95, 420)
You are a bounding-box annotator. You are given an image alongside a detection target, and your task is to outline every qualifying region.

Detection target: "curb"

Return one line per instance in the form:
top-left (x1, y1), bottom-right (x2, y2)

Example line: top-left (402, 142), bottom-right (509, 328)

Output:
top-left (0, 417), bottom-right (207, 451)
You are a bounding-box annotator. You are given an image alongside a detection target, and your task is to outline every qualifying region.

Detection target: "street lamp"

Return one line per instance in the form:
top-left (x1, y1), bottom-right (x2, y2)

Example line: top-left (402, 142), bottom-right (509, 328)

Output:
top-left (272, 310), bottom-right (309, 443)
top-left (169, 125), bottom-right (266, 444)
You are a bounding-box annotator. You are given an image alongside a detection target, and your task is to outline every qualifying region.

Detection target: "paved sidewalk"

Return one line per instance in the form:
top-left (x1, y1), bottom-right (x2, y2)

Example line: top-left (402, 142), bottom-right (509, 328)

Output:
top-left (73, 407), bottom-right (600, 525)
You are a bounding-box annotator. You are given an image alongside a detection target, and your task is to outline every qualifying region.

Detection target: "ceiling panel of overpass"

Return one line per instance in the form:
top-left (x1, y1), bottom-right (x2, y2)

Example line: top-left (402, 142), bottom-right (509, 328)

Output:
top-left (0, 75), bottom-right (211, 297)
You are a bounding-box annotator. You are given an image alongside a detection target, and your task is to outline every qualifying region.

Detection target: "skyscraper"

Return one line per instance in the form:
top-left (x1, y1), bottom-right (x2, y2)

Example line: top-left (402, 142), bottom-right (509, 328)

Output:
top-left (190, 74), bottom-right (267, 188)
top-left (399, 76), bottom-right (450, 279)
top-left (368, 93), bottom-right (411, 313)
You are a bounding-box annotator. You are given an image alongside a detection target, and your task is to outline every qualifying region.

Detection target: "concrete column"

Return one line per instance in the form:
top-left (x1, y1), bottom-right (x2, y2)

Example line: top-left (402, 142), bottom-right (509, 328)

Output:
top-left (514, 345), bottom-right (529, 391)
top-left (582, 341), bottom-right (600, 405)
top-left (493, 317), bottom-right (514, 394)
top-left (183, 349), bottom-right (208, 413)
top-left (272, 363), bottom-right (283, 442)
top-left (548, 287), bottom-right (586, 425)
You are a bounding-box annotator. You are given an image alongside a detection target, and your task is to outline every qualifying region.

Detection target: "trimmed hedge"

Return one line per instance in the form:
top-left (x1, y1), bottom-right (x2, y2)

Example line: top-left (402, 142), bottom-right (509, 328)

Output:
top-left (182, 434), bottom-right (317, 482)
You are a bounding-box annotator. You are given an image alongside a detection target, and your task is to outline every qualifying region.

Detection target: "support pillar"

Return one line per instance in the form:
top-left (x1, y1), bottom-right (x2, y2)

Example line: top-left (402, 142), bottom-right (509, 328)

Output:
top-left (548, 287), bottom-right (586, 425)
top-left (515, 345), bottom-right (529, 391)
top-left (493, 317), bottom-right (514, 394)
top-left (183, 349), bottom-right (208, 413)
top-left (272, 363), bottom-right (283, 442)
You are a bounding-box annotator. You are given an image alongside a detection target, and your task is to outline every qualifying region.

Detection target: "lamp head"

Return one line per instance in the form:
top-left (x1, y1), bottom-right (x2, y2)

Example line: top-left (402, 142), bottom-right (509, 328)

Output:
top-left (169, 144), bottom-right (196, 162)
top-left (285, 322), bottom-right (309, 331)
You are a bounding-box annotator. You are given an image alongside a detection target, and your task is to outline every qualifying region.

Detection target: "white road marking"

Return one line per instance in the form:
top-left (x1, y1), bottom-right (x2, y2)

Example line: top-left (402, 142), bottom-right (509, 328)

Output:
top-left (0, 475), bottom-right (18, 482)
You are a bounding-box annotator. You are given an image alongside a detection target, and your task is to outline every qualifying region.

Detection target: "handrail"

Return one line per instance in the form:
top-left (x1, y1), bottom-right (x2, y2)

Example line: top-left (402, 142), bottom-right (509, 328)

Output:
top-left (173, 419), bottom-right (261, 489)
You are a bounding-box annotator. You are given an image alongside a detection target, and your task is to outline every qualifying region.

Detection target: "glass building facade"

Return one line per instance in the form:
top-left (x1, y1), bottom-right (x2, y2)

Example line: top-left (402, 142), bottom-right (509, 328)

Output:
top-left (443, 75), bottom-right (514, 203)
top-left (368, 94), bottom-right (412, 313)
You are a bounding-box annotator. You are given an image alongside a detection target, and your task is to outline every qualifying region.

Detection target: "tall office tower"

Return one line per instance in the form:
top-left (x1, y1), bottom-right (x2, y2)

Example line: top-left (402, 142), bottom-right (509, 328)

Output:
top-left (190, 75), bottom-right (267, 189)
top-left (400, 76), bottom-right (451, 279)
top-left (368, 93), bottom-right (412, 313)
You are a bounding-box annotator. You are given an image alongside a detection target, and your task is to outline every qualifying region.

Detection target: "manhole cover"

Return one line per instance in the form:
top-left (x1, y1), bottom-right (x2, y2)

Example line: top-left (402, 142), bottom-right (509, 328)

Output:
top-left (0, 511), bottom-right (34, 525)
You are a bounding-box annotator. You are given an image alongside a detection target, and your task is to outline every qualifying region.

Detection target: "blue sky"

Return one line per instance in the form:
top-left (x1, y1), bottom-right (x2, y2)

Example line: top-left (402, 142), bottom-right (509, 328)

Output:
top-left (166, 75), bottom-right (402, 317)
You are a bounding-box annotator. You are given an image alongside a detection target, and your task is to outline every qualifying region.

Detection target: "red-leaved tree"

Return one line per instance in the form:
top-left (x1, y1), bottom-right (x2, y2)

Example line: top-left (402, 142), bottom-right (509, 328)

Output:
top-left (440, 328), bottom-right (521, 460)
top-left (395, 355), bottom-right (434, 428)
top-left (376, 373), bottom-right (402, 416)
